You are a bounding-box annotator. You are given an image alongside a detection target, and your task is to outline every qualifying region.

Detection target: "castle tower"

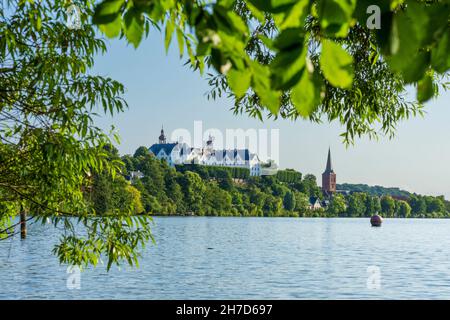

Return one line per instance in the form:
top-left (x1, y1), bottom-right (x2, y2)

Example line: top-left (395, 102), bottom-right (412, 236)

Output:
top-left (322, 147), bottom-right (336, 195)
top-left (206, 134), bottom-right (214, 148)
top-left (204, 134), bottom-right (214, 156)
top-left (159, 126), bottom-right (167, 144)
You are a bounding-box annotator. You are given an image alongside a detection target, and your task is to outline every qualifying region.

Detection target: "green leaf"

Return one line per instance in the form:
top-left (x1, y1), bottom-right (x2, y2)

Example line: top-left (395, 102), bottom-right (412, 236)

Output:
top-left (388, 8), bottom-right (412, 56)
top-left (218, 0), bottom-right (235, 8)
top-left (317, 0), bottom-right (356, 37)
top-left (176, 28), bottom-right (184, 58)
top-left (227, 68), bottom-right (252, 99)
top-left (399, 51), bottom-right (430, 84)
top-left (431, 30), bottom-right (450, 73)
top-left (214, 6), bottom-right (249, 37)
top-left (386, 3), bottom-right (427, 81)
top-left (270, 46), bottom-right (306, 90)
top-left (160, 0), bottom-right (176, 10)
top-left (124, 8), bottom-right (144, 48)
top-left (291, 70), bottom-right (323, 117)
top-left (320, 40), bottom-right (354, 89)
top-left (186, 42), bottom-right (196, 66)
top-left (36, 15), bottom-right (42, 31)
top-left (386, 1), bottom-right (448, 82)
top-left (251, 62), bottom-right (281, 114)
top-left (401, 1), bottom-right (448, 49)
top-left (255, 86), bottom-right (281, 115)
top-left (274, 0), bottom-right (310, 30)
top-left (246, 2), bottom-right (266, 24)
top-left (248, 0), bottom-right (298, 13)
top-left (417, 73), bottom-right (434, 103)
top-left (99, 15), bottom-right (122, 38)
top-left (257, 35), bottom-right (274, 51)
top-left (273, 27), bottom-right (304, 51)
top-left (164, 19), bottom-right (174, 54)
top-left (93, 0), bottom-right (125, 25)
top-left (270, 29), bottom-right (307, 90)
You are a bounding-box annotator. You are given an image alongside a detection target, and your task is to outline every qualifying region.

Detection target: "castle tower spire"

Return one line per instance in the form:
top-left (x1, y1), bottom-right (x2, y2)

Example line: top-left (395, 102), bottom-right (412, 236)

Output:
top-left (159, 125), bottom-right (167, 144)
top-left (206, 134), bottom-right (213, 148)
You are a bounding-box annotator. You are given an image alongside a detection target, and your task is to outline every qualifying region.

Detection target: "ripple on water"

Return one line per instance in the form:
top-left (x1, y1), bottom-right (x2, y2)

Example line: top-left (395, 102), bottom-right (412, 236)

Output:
top-left (2, 217), bottom-right (450, 299)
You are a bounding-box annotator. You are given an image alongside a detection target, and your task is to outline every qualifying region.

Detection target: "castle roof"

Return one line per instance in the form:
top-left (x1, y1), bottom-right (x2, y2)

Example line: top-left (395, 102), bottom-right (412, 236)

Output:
top-left (213, 149), bottom-right (250, 161)
top-left (149, 143), bottom-right (178, 155)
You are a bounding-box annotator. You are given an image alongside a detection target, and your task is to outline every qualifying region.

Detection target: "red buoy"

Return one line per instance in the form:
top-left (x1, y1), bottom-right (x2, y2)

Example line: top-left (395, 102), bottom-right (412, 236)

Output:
top-left (370, 214), bottom-right (383, 227)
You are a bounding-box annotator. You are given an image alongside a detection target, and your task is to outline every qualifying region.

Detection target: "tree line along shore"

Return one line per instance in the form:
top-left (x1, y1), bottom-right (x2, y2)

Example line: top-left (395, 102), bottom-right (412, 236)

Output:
top-left (90, 146), bottom-right (450, 219)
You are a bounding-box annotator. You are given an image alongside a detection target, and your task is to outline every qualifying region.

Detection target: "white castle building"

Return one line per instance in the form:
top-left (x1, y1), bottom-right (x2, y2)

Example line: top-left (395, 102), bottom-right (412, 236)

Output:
top-left (148, 128), bottom-right (268, 176)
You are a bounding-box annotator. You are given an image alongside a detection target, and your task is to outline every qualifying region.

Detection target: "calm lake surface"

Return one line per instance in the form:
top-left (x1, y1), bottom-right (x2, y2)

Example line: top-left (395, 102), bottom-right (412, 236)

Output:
top-left (1, 217), bottom-right (450, 299)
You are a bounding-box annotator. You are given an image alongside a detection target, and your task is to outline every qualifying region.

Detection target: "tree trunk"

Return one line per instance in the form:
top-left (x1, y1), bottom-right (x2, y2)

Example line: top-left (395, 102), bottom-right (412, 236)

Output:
top-left (20, 210), bottom-right (27, 239)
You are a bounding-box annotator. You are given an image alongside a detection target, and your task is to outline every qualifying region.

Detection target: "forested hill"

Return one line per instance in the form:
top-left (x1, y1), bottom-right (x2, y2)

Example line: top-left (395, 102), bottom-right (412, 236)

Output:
top-left (337, 183), bottom-right (412, 198)
top-left (87, 146), bottom-right (450, 219)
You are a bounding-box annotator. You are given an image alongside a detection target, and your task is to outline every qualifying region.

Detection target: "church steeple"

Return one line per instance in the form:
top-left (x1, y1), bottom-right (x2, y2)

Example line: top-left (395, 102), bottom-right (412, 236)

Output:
top-left (159, 125), bottom-right (167, 144)
top-left (325, 147), bottom-right (333, 173)
top-left (322, 147), bottom-right (336, 194)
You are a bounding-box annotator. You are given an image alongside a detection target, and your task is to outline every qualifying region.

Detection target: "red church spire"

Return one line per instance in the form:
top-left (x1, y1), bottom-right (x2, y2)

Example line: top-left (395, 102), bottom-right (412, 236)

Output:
top-left (325, 147), bottom-right (334, 173)
top-left (322, 147), bottom-right (336, 195)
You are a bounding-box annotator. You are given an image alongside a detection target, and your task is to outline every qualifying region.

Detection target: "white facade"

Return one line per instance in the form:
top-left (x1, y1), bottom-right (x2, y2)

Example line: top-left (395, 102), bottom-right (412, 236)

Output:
top-left (149, 138), bottom-right (264, 176)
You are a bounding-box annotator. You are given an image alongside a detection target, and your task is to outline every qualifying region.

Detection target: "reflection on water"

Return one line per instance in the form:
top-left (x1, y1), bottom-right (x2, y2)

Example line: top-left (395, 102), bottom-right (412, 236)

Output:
top-left (1, 217), bottom-right (450, 299)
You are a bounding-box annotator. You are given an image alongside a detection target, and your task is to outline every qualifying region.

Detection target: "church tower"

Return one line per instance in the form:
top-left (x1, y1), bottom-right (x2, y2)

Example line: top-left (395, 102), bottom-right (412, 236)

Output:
top-left (159, 126), bottom-right (167, 144)
top-left (322, 148), bottom-right (336, 195)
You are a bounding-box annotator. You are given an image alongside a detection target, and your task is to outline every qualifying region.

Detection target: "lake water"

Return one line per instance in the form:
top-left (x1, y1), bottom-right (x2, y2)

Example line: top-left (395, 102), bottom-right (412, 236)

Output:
top-left (1, 217), bottom-right (450, 299)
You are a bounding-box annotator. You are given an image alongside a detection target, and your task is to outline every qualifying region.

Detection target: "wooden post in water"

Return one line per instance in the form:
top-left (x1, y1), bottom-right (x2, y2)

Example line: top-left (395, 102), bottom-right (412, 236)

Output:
top-left (20, 210), bottom-right (27, 239)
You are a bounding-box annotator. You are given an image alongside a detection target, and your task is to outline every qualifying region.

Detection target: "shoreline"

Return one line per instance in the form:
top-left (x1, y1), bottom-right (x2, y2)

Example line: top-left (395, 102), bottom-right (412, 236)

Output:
top-left (149, 215), bottom-right (449, 219)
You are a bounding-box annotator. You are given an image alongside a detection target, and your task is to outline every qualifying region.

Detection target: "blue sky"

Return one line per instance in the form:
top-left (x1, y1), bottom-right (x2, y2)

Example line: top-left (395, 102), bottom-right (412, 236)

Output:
top-left (93, 31), bottom-right (450, 199)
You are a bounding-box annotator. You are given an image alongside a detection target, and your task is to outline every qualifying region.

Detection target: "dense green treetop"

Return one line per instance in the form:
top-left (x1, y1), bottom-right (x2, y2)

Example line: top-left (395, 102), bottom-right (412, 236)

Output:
top-left (93, 0), bottom-right (449, 143)
top-left (0, 0), bottom-right (152, 270)
top-left (337, 183), bottom-right (412, 197)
